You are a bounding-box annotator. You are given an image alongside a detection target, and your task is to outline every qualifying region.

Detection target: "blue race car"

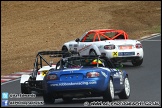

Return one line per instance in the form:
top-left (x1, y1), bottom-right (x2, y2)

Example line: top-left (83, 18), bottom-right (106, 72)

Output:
top-left (42, 55), bottom-right (130, 104)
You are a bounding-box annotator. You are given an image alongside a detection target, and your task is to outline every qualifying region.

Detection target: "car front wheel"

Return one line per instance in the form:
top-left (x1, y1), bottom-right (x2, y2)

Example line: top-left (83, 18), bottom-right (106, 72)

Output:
top-left (21, 83), bottom-right (30, 94)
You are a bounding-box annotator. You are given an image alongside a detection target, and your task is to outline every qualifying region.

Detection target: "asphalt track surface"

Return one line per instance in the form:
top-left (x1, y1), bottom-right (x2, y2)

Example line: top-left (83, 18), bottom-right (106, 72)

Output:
top-left (1, 34), bottom-right (161, 107)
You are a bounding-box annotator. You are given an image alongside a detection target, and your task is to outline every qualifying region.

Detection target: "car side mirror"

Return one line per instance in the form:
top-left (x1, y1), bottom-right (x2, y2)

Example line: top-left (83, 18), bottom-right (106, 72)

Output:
top-left (75, 38), bottom-right (80, 42)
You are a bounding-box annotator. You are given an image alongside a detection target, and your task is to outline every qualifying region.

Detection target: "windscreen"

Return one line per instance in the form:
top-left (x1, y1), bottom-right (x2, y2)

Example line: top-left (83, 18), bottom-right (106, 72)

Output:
top-left (62, 57), bottom-right (106, 68)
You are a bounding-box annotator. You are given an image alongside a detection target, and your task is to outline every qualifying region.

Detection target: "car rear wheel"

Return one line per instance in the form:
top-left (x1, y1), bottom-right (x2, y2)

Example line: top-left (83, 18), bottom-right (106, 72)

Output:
top-left (103, 78), bottom-right (114, 102)
top-left (89, 49), bottom-right (97, 55)
top-left (131, 58), bottom-right (143, 66)
top-left (118, 77), bottom-right (130, 99)
top-left (21, 83), bottom-right (30, 94)
top-left (43, 92), bottom-right (55, 104)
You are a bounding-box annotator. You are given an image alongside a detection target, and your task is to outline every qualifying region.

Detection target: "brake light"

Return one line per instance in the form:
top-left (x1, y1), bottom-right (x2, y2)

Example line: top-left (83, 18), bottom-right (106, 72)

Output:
top-left (104, 45), bottom-right (115, 50)
top-left (47, 74), bottom-right (57, 80)
top-left (86, 72), bottom-right (100, 78)
top-left (136, 43), bottom-right (142, 48)
top-left (37, 72), bottom-right (40, 75)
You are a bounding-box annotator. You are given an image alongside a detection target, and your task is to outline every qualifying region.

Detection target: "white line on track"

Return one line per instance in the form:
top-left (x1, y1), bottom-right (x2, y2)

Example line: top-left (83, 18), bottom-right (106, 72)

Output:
top-left (141, 40), bottom-right (161, 41)
top-left (1, 78), bottom-right (21, 85)
top-left (2, 76), bottom-right (21, 78)
top-left (1, 79), bottom-right (12, 81)
top-left (140, 33), bottom-right (161, 42)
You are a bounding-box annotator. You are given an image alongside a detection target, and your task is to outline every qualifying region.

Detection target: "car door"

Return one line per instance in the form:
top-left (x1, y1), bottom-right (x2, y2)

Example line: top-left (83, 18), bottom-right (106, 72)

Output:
top-left (77, 32), bottom-right (98, 55)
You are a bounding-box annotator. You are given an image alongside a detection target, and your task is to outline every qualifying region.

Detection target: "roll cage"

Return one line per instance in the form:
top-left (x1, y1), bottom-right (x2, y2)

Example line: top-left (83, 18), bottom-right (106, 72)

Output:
top-left (79, 29), bottom-right (128, 42)
top-left (32, 51), bottom-right (79, 77)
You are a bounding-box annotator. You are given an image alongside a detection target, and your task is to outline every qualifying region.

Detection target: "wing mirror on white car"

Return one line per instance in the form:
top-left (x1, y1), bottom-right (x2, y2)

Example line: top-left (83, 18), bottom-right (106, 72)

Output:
top-left (75, 38), bottom-right (80, 42)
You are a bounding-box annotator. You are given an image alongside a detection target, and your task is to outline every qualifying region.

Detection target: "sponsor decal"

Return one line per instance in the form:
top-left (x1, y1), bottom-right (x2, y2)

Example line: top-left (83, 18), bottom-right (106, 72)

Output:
top-left (101, 71), bottom-right (108, 78)
top-left (42, 70), bottom-right (48, 76)
top-left (50, 81), bottom-right (97, 86)
top-left (78, 44), bottom-right (92, 52)
top-left (112, 52), bottom-right (118, 57)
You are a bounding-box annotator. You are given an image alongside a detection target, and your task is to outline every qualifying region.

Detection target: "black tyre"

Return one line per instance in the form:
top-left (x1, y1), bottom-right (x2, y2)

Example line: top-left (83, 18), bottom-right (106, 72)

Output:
top-left (89, 49), bottom-right (97, 55)
top-left (21, 83), bottom-right (30, 94)
top-left (131, 58), bottom-right (143, 66)
top-left (103, 78), bottom-right (114, 102)
top-left (62, 97), bottom-right (73, 102)
top-left (118, 77), bottom-right (130, 99)
top-left (43, 92), bottom-right (55, 104)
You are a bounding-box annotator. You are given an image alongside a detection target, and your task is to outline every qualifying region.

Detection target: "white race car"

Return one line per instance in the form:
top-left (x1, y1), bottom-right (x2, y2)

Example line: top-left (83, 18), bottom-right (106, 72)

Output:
top-left (20, 51), bottom-right (65, 94)
top-left (62, 29), bottom-right (144, 66)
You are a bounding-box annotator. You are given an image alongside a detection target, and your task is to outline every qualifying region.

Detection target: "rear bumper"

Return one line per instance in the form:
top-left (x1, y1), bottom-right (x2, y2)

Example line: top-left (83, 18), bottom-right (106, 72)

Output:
top-left (47, 88), bottom-right (103, 98)
top-left (101, 49), bottom-right (143, 62)
top-left (110, 56), bottom-right (143, 62)
top-left (44, 79), bottom-right (107, 94)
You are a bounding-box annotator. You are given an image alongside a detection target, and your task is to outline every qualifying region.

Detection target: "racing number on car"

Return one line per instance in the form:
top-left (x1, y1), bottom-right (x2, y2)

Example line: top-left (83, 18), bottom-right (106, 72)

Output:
top-left (112, 52), bottom-right (118, 57)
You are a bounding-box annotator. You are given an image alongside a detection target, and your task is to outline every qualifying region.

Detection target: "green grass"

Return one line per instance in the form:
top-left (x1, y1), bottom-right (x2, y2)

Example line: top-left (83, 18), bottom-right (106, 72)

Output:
top-left (152, 25), bottom-right (161, 33)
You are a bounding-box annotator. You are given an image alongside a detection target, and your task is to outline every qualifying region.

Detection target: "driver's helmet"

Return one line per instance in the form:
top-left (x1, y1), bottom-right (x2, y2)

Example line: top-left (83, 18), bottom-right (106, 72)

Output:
top-left (91, 59), bottom-right (103, 65)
